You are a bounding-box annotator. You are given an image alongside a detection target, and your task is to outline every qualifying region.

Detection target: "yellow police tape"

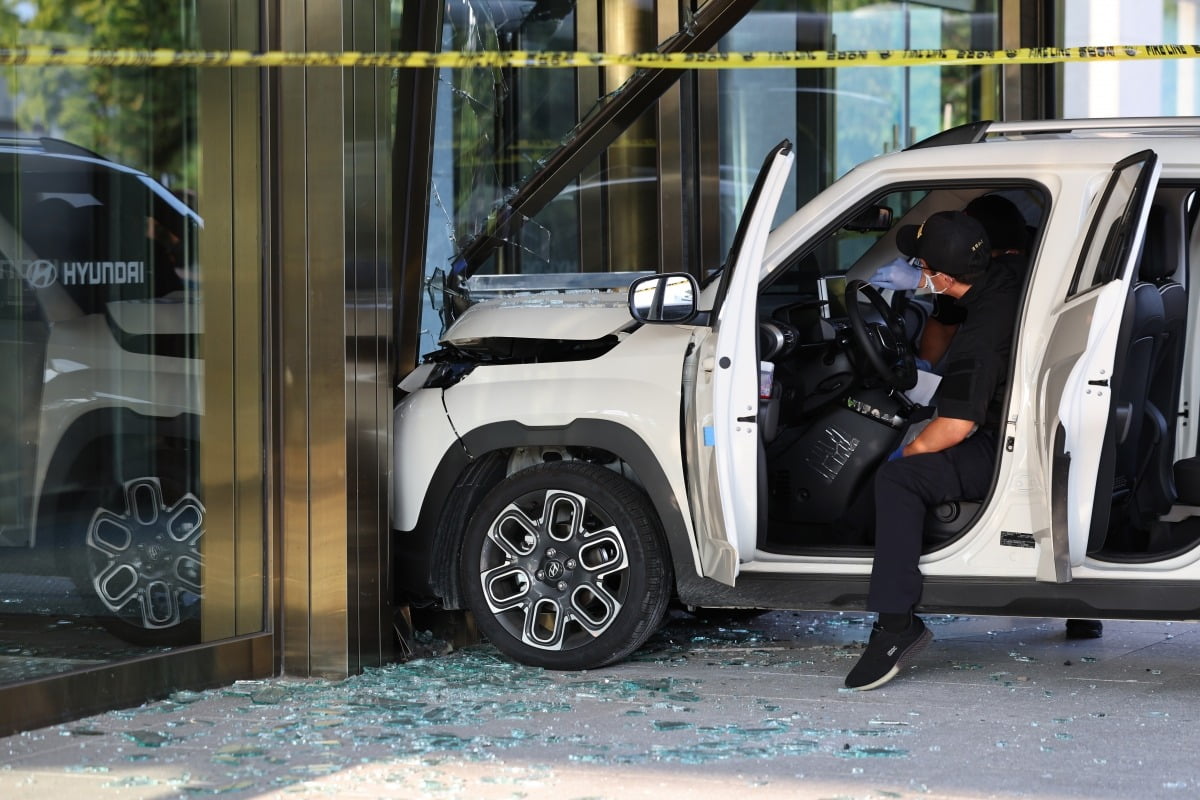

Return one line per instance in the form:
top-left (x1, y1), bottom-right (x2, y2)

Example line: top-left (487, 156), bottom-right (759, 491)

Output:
top-left (0, 44), bottom-right (1198, 69)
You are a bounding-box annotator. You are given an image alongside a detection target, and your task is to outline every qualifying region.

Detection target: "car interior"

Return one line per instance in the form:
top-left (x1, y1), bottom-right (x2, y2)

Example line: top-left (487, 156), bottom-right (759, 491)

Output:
top-left (741, 180), bottom-right (1200, 566)
top-left (1100, 186), bottom-right (1200, 561)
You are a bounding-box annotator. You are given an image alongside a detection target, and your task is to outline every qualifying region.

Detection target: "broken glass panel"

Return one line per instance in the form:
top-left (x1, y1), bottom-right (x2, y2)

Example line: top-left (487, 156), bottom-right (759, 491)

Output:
top-left (421, 0), bottom-right (679, 345)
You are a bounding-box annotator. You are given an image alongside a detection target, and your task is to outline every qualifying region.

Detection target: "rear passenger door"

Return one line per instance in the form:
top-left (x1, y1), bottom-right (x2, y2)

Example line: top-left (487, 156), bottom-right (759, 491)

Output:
top-left (1040, 150), bottom-right (1161, 578)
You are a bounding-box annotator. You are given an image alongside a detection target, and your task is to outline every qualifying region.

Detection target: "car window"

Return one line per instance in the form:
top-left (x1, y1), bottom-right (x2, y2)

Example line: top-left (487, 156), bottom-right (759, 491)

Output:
top-left (1069, 151), bottom-right (1158, 296)
top-left (763, 183), bottom-right (1047, 303)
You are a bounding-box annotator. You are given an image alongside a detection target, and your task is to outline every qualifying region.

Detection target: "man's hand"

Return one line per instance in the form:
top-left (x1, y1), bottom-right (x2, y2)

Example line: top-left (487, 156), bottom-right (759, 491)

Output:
top-left (867, 257), bottom-right (921, 291)
top-left (905, 416), bottom-right (976, 456)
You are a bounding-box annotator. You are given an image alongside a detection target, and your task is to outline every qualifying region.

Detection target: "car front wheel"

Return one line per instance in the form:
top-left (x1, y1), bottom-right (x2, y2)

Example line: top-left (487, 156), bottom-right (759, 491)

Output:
top-left (460, 461), bottom-right (672, 670)
top-left (54, 452), bottom-right (204, 647)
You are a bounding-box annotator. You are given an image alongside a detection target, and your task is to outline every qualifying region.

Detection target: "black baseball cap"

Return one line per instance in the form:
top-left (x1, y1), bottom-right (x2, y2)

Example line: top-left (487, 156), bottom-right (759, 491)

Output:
top-left (896, 210), bottom-right (991, 280)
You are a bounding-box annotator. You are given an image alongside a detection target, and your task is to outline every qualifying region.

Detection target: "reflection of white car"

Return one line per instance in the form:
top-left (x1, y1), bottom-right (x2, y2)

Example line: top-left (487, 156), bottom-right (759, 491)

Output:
top-left (393, 118), bottom-right (1200, 670)
top-left (0, 136), bottom-right (203, 644)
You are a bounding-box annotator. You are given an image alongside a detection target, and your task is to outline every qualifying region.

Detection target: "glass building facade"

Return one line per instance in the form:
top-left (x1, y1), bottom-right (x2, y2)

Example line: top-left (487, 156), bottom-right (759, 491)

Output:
top-left (2, 0), bottom-right (1199, 734)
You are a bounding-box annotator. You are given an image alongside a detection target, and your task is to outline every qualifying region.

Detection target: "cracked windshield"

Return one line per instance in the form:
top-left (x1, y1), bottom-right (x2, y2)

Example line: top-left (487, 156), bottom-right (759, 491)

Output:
top-left (0, 1), bottom-right (260, 686)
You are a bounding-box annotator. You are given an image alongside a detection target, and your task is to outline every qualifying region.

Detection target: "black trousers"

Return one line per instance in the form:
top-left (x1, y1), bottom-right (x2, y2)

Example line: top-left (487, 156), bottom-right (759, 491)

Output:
top-left (867, 430), bottom-right (997, 614)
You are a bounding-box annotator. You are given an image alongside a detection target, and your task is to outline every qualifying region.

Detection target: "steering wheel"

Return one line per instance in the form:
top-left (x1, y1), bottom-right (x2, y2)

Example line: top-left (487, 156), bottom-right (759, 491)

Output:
top-left (844, 278), bottom-right (918, 391)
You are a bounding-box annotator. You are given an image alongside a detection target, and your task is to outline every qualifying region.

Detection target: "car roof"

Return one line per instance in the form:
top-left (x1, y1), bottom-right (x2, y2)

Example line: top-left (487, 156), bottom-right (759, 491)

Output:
top-left (0, 135), bottom-right (201, 224)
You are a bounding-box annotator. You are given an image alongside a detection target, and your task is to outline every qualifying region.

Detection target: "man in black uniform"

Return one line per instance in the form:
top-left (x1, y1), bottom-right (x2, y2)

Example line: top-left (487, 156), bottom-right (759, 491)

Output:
top-left (870, 195), bottom-right (1103, 641)
top-left (845, 209), bottom-right (1023, 691)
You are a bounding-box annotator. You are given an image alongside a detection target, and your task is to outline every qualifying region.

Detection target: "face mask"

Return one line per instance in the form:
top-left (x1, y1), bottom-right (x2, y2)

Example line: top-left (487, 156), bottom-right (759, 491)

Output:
top-left (914, 270), bottom-right (949, 296)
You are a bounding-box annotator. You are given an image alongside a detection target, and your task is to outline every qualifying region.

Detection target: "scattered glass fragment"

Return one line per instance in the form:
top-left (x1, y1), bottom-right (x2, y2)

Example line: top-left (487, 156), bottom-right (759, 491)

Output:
top-left (838, 746), bottom-right (910, 759)
top-left (169, 690), bottom-right (205, 704)
top-left (657, 719), bottom-right (696, 734)
top-left (124, 730), bottom-right (169, 748)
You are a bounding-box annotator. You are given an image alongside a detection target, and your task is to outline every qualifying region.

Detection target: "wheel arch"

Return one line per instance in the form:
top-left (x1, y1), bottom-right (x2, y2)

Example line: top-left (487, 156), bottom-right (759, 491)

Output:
top-left (397, 418), bottom-right (695, 610)
top-left (35, 407), bottom-right (199, 540)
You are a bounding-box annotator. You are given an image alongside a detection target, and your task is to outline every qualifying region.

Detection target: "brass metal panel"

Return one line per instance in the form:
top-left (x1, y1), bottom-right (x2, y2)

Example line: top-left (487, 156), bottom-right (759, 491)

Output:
top-left (656, 3), bottom-right (685, 274)
top-left (0, 634), bottom-right (273, 738)
top-left (302, 0), bottom-right (351, 679)
top-left (198, 6), bottom-right (239, 644)
top-left (695, 67), bottom-right (723, 279)
top-left (604, 3), bottom-right (659, 272)
top-left (232, 3), bottom-right (268, 638)
top-left (1002, 0), bottom-right (1023, 120)
top-left (197, 0), bottom-right (266, 646)
top-left (344, 0), bottom-right (394, 673)
top-left (277, 4), bottom-right (318, 676)
top-left (274, 0), bottom-right (399, 679)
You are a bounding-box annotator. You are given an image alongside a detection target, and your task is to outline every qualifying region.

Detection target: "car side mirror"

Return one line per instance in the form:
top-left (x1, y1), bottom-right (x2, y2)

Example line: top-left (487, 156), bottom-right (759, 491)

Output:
top-left (628, 273), bottom-right (698, 324)
top-left (843, 205), bottom-right (894, 232)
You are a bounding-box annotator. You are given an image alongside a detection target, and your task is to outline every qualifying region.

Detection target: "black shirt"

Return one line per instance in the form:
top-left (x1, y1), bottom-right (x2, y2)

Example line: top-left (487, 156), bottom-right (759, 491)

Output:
top-left (933, 255), bottom-right (1023, 430)
top-left (929, 293), bottom-right (967, 326)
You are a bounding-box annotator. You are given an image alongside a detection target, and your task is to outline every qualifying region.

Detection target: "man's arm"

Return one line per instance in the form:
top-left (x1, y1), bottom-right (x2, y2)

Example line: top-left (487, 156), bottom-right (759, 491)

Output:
top-left (918, 318), bottom-right (958, 366)
top-left (898, 416), bottom-right (976, 457)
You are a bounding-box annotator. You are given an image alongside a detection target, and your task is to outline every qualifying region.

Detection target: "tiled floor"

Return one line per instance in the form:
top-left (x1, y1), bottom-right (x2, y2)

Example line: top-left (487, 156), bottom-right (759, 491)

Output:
top-left (2, 610), bottom-right (1199, 799)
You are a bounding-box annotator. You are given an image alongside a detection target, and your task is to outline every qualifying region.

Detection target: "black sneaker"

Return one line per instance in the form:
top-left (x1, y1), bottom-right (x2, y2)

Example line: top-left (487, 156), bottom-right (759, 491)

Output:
top-left (845, 616), bottom-right (933, 691)
top-left (1065, 619), bottom-right (1104, 639)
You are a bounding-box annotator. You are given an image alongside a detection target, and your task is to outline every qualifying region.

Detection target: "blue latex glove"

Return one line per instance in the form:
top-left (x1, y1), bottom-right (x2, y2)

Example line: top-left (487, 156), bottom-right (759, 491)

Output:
top-left (914, 357), bottom-right (932, 372)
top-left (867, 257), bottom-right (922, 291)
top-left (887, 445), bottom-right (905, 462)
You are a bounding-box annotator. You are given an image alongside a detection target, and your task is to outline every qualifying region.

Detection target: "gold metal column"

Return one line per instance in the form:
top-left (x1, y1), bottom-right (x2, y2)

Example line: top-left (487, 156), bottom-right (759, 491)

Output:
top-left (199, 0), bottom-right (267, 644)
top-left (272, 0), bottom-right (393, 677)
top-left (345, 0), bottom-right (395, 674)
top-left (604, 3), bottom-right (659, 273)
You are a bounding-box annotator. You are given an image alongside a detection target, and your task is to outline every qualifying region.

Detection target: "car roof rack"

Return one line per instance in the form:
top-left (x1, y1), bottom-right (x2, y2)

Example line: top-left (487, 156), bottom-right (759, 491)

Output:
top-left (908, 117), bottom-right (1200, 151)
top-left (0, 133), bottom-right (110, 160)
top-left (0, 131), bottom-right (46, 149)
top-left (984, 117), bottom-right (1200, 138)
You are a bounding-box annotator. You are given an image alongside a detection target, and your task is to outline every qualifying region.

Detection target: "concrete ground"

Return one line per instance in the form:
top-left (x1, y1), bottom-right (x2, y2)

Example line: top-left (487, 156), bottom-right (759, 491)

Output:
top-left (1, 610), bottom-right (1198, 799)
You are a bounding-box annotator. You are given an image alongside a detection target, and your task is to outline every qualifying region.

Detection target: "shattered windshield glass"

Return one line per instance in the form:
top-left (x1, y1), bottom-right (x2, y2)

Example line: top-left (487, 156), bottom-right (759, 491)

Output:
top-left (421, 0), bottom-right (701, 350)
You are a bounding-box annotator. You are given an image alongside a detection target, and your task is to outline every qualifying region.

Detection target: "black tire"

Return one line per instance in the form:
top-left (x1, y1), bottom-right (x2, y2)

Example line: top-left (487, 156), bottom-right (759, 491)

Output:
top-left (56, 450), bottom-right (203, 646)
top-left (460, 461), bottom-right (672, 670)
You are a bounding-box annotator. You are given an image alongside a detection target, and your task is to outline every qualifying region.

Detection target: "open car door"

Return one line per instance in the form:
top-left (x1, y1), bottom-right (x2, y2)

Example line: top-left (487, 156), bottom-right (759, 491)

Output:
top-left (696, 140), bottom-right (794, 585)
top-left (1039, 149), bottom-right (1161, 581)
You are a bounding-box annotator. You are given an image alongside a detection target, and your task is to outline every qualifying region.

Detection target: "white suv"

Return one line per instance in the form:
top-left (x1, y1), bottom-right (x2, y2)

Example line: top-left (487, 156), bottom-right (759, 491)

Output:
top-left (393, 118), bottom-right (1200, 669)
top-left (0, 136), bottom-right (203, 645)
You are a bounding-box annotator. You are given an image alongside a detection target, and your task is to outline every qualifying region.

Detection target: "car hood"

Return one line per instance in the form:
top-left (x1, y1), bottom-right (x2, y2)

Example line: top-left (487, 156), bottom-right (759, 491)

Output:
top-left (440, 292), bottom-right (634, 345)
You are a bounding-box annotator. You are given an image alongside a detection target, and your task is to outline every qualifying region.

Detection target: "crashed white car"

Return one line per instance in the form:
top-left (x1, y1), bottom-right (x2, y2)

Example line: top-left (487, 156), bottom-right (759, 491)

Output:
top-left (393, 118), bottom-right (1200, 669)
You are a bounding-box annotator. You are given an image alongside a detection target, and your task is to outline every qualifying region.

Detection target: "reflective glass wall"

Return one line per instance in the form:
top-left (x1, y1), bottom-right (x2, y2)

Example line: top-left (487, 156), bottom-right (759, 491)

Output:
top-left (404, 0), bottom-right (1003, 357)
top-left (717, 1), bottom-right (1000, 254)
top-left (0, 1), bottom-right (266, 689)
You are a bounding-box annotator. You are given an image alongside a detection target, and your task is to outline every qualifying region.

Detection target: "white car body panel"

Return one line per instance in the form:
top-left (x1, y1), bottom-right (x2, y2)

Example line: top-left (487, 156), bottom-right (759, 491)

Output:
top-left (391, 386), bottom-right (461, 532)
top-left (394, 324), bottom-right (699, 562)
top-left (441, 293), bottom-right (633, 345)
